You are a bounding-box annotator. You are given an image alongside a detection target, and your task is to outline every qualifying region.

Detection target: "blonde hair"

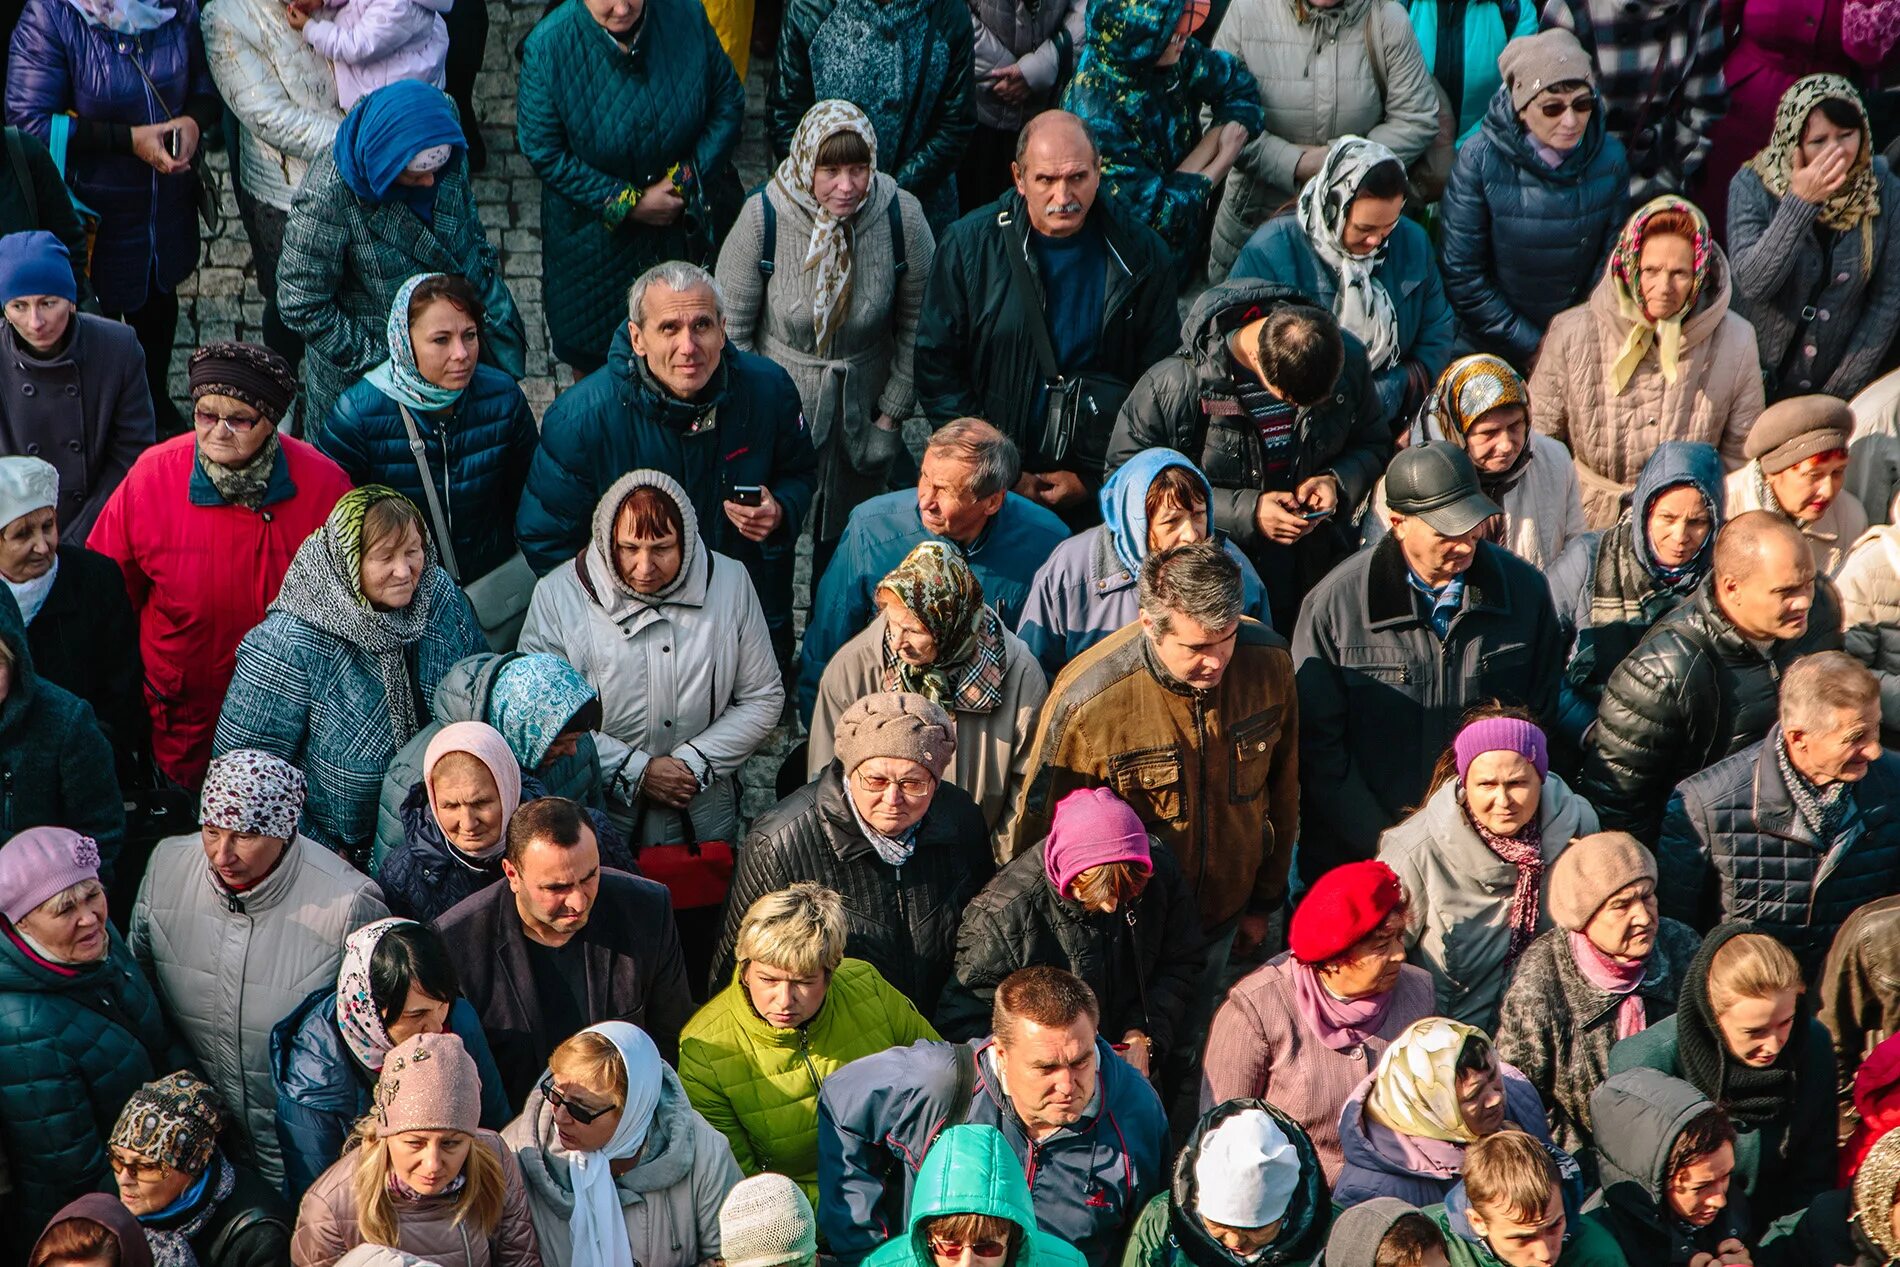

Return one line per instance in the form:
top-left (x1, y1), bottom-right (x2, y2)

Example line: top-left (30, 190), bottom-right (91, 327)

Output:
top-left (1707, 933), bottom-right (1803, 1015)
top-left (548, 1029), bottom-right (628, 1106)
top-left (1462, 1131), bottom-right (1557, 1222)
top-left (348, 1116), bottom-right (504, 1246)
top-left (735, 883), bottom-right (846, 977)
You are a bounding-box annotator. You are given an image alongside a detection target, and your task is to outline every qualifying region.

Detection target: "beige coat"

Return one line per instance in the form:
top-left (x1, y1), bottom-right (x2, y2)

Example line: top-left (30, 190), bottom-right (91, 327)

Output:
top-left (809, 612), bottom-right (1047, 857)
top-left (1364, 432), bottom-right (1586, 569)
top-left (1724, 463), bottom-right (1869, 579)
top-left (1208, 0), bottom-right (1439, 280)
top-left (1840, 526), bottom-right (1900, 627)
top-left (1530, 248), bottom-right (1764, 529)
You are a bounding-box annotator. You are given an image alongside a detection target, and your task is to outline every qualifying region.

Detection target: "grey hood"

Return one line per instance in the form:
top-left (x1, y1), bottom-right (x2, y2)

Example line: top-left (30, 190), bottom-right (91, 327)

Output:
top-left (1321, 1197), bottom-right (1421, 1267)
top-left (1590, 1066), bottom-right (1749, 1255)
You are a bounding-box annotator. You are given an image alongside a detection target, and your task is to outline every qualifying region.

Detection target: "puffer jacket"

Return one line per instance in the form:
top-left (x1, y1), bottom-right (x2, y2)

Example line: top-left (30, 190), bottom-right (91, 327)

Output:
top-left (1439, 84), bottom-right (1630, 371)
top-left (1587, 1068), bottom-right (1752, 1265)
top-left (1207, 0), bottom-right (1437, 280)
top-left (1493, 920), bottom-right (1701, 1164)
top-left (300, 0), bottom-right (449, 109)
top-left (129, 832), bottom-right (388, 1190)
top-left (1840, 525), bottom-right (1900, 744)
top-left (0, 926), bottom-right (183, 1239)
top-left (968, 0), bottom-right (1087, 132)
top-left (1530, 247), bottom-right (1763, 529)
top-left (677, 958), bottom-right (937, 1206)
top-left (1363, 431), bottom-right (1585, 569)
top-left (319, 365), bottom-right (538, 582)
top-left (1230, 212), bottom-right (1456, 424)
top-left (1331, 1062), bottom-right (1552, 1208)
top-left (712, 764), bottom-right (993, 1012)
top-left (504, 1070), bottom-right (741, 1267)
top-left (519, 0), bottom-right (743, 367)
top-left (213, 568), bottom-right (487, 859)
top-left (1403, 0), bottom-right (1539, 143)
top-left (1575, 574), bottom-right (1845, 845)
top-left (1061, 0), bottom-right (1264, 255)
top-left (289, 1130), bottom-right (540, 1267)
top-left (4, 0), bottom-right (214, 313)
top-left (1725, 462), bottom-right (1869, 579)
top-left (203, 0), bottom-right (343, 211)
top-left (935, 838), bottom-right (1205, 1063)
top-left (1658, 726), bottom-right (1900, 975)
top-left (861, 1124), bottom-right (1089, 1267)
top-left (1818, 895), bottom-right (1900, 1089)
top-left (1849, 369), bottom-right (1900, 531)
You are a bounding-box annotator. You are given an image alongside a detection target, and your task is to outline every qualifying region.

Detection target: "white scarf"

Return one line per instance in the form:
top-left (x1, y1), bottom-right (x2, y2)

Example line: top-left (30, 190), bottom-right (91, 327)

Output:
top-left (6, 555), bottom-right (56, 624)
top-left (566, 1022), bottom-right (664, 1267)
top-left (1296, 136), bottom-right (1403, 372)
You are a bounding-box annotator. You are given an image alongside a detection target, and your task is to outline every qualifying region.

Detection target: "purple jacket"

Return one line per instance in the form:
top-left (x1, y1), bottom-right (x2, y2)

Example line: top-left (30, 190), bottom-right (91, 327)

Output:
top-left (5, 0), bottom-right (214, 312)
top-left (1332, 1062), bottom-right (1554, 1208)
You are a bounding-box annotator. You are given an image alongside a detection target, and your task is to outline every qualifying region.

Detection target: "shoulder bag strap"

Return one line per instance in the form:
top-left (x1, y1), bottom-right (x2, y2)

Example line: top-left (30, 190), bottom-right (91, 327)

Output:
top-left (396, 402), bottom-right (462, 583)
top-left (887, 196), bottom-right (906, 275)
top-left (999, 210), bottom-right (1061, 382)
top-left (759, 194), bottom-right (777, 277)
top-left (5, 128), bottom-right (35, 214)
top-left (1363, 8), bottom-right (1387, 101)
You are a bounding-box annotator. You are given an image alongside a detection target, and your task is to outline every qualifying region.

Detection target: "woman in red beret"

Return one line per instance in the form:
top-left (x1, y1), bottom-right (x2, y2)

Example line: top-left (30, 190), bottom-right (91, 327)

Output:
top-left (1200, 860), bottom-right (1435, 1182)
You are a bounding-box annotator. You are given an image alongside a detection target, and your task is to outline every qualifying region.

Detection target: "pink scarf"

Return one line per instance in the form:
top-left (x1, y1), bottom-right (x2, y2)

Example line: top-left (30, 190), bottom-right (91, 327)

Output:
top-left (1567, 930), bottom-right (1649, 1040)
top-left (1473, 817), bottom-right (1544, 965)
top-left (1290, 960), bottom-right (1395, 1051)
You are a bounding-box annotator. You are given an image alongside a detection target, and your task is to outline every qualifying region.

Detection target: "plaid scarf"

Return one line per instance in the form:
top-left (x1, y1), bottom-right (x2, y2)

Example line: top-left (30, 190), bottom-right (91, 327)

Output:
top-left (876, 541), bottom-right (1007, 713)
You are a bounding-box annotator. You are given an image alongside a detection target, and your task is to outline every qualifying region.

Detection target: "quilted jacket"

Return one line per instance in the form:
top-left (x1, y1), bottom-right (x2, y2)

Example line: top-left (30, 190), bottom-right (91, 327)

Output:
top-left (968, 0), bottom-right (1087, 132)
top-left (0, 926), bottom-right (184, 1239)
top-left (677, 958), bottom-right (937, 1207)
top-left (1839, 525), bottom-right (1900, 744)
top-left (1658, 728), bottom-right (1900, 974)
top-left (202, 0), bottom-right (343, 212)
top-left (130, 832), bottom-right (388, 1190)
top-left (319, 365), bottom-right (538, 582)
top-left (517, 0), bottom-right (743, 367)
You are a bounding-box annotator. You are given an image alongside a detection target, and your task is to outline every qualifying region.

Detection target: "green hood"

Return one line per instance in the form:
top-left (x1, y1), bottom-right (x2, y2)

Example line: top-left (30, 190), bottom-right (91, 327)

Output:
top-left (867, 1125), bottom-right (1087, 1267)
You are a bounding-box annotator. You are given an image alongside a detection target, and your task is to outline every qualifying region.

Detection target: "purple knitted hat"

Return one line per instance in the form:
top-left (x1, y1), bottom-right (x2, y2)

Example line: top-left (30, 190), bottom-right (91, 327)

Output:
top-left (0, 827), bottom-right (100, 924)
top-left (1043, 787), bottom-right (1152, 897)
top-left (1452, 717), bottom-right (1549, 782)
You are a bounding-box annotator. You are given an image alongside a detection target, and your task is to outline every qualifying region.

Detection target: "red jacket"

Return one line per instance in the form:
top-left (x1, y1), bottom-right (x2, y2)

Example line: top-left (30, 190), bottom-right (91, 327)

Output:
top-left (1843, 1031), bottom-right (1900, 1185)
top-left (87, 433), bottom-right (351, 787)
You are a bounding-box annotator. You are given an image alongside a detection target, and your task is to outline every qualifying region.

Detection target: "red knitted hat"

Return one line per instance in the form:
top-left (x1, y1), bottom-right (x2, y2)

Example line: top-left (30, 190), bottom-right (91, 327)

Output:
top-left (1289, 861), bottom-right (1406, 965)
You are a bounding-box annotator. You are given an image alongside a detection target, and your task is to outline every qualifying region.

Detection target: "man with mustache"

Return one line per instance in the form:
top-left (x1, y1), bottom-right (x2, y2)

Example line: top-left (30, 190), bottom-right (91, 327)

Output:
top-left (914, 110), bottom-right (1178, 527)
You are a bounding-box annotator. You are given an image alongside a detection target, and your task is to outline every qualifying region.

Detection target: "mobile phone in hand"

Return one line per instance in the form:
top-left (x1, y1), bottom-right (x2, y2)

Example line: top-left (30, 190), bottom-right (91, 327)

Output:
top-left (164, 128), bottom-right (181, 159)
top-left (1301, 505), bottom-right (1334, 521)
top-left (730, 485), bottom-right (764, 507)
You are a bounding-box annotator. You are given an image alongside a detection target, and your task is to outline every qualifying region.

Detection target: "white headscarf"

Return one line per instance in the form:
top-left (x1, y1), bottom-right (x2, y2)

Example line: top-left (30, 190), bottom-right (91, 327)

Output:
top-left (1295, 136), bottom-right (1403, 372)
top-left (565, 1022), bottom-right (664, 1267)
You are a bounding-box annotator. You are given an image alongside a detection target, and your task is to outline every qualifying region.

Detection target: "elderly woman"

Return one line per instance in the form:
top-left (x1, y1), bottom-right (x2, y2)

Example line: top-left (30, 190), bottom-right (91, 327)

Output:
top-left (1730, 77), bottom-right (1900, 403)
top-left (808, 541), bottom-right (1046, 842)
top-left (1201, 860), bottom-right (1436, 1183)
top-left (1494, 832), bottom-right (1701, 1164)
top-left (1724, 394), bottom-right (1868, 578)
top-left (381, 721), bottom-right (522, 922)
top-left (1439, 29), bottom-right (1629, 373)
top-left (1333, 1017), bottom-right (1553, 1208)
top-left (215, 486), bottom-right (485, 859)
top-left (29, 1194), bottom-right (154, 1267)
top-left (679, 883), bottom-right (936, 1204)
top-left (518, 0), bottom-right (742, 373)
top-left (290, 1031), bottom-right (540, 1267)
top-left (272, 917), bottom-right (513, 1201)
top-left (5, 0), bottom-right (216, 433)
top-left (936, 787), bottom-right (1203, 1080)
top-left (0, 828), bottom-right (183, 1239)
top-left (1531, 196), bottom-right (1764, 529)
top-left (1231, 138), bottom-right (1455, 425)
top-left (717, 100), bottom-right (933, 565)
top-left (1378, 710), bottom-right (1599, 1031)
top-left (1365, 355), bottom-right (1585, 569)
top-left (88, 341), bottom-right (351, 788)
top-left (108, 1073), bottom-right (293, 1267)
top-left (503, 1021), bottom-right (743, 1266)
top-left (1610, 925), bottom-right (1837, 1223)
top-left (715, 691), bottom-right (992, 1011)
top-left (278, 79), bottom-right (524, 438)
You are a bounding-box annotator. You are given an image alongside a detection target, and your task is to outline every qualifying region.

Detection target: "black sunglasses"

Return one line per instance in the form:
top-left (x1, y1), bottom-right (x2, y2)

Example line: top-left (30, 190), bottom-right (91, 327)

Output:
top-left (1537, 94), bottom-right (1596, 120)
top-left (540, 1075), bottom-right (616, 1124)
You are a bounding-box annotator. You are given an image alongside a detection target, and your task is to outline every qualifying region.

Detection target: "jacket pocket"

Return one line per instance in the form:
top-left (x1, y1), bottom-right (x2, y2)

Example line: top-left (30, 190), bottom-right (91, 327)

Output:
top-left (1200, 420), bottom-right (1254, 489)
top-left (1228, 707), bottom-right (1283, 803)
top-left (1476, 641), bottom-right (1533, 696)
top-left (1108, 746), bottom-right (1188, 826)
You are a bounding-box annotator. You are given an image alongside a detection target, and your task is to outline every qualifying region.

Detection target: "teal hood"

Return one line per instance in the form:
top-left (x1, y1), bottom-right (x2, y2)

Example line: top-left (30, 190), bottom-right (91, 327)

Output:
top-left (1101, 448), bottom-right (1217, 576)
top-left (867, 1124), bottom-right (1089, 1267)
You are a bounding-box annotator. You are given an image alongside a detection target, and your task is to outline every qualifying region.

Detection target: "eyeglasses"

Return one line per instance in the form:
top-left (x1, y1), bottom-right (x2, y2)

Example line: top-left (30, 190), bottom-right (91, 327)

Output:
top-left (193, 407), bottom-right (264, 433)
top-left (928, 1239), bottom-right (1010, 1260)
top-left (539, 1075), bottom-right (617, 1125)
top-left (855, 771), bottom-right (935, 799)
top-left (1537, 94), bottom-right (1596, 120)
top-left (108, 1153), bottom-right (171, 1181)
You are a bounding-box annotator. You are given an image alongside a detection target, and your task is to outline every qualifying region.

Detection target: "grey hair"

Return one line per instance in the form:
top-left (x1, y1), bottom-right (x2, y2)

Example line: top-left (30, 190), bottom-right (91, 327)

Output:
top-left (627, 261), bottom-right (725, 324)
top-left (924, 418), bottom-right (1020, 499)
top-left (1014, 110), bottom-right (1101, 167)
top-left (1138, 542), bottom-right (1244, 636)
top-left (1780, 651), bottom-right (1880, 735)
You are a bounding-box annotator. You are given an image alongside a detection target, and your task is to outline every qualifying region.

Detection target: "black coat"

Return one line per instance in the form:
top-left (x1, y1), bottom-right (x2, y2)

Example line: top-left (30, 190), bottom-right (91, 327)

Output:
top-left (27, 543), bottom-right (144, 775)
top-left (714, 763), bottom-right (993, 1014)
top-left (1577, 577), bottom-right (1844, 845)
top-left (191, 1163), bottom-right (293, 1267)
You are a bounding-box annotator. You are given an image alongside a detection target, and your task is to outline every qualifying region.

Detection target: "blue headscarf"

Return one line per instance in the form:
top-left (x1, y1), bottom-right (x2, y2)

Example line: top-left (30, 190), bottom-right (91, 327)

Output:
top-left (1099, 447), bottom-right (1218, 576)
top-left (364, 273), bottom-right (466, 411)
top-left (332, 81), bottom-right (464, 205)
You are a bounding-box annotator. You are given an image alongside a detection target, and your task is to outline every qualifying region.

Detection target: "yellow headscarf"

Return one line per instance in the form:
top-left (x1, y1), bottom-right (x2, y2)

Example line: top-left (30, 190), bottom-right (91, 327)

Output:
top-left (1364, 1017), bottom-right (1494, 1144)
top-left (1608, 195), bottom-right (1713, 395)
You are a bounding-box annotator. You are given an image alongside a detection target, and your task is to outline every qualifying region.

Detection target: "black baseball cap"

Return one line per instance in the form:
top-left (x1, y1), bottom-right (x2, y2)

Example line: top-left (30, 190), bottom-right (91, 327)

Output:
top-left (1385, 442), bottom-right (1501, 537)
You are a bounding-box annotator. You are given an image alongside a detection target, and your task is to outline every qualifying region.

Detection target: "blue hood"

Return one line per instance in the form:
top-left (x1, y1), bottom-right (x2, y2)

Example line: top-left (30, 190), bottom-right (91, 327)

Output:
top-left (333, 80), bottom-right (465, 202)
top-left (1443, 1140), bottom-right (1589, 1257)
top-left (1100, 448), bottom-right (1217, 575)
top-left (1628, 441), bottom-right (1724, 581)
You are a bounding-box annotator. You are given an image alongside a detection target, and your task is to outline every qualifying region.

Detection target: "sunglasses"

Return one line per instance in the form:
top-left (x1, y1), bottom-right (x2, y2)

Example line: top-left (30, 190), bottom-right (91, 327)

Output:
top-left (928, 1239), bottom-right (1010, 1260)
top-left (539, 1075), bottom-right (616, 1125)
top-left (1537, 94), bottom-right (1596, 120)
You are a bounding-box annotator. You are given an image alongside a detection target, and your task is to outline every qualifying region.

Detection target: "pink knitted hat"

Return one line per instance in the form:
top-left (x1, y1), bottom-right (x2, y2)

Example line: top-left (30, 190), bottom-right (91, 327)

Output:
top-left (1043, 787), bottom-right (1152, 897)
top-left (0, 827), bottom-right (100, 924)
top-left (374, 1031), bottom-right (482, 1136)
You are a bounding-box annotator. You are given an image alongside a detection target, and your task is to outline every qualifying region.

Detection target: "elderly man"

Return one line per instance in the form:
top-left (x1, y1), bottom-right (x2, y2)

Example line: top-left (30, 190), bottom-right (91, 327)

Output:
top-left (1658, 652), bottom-right (1900, 977)
top-left (516, 260), bottom-right (819, 658)
top-left (797, 418), bottom-right (1068, 721)
top-left (914, 112), bottom-right (1179, 520)
top-left (129, 749), bottom-right (388, 1188)
top-left (818, 966), bottom-right (1167, 1267)
top-left (1579, 511), bottom-right (1845, 844)
top-left (1293, 443), bottom-right (1564, 881)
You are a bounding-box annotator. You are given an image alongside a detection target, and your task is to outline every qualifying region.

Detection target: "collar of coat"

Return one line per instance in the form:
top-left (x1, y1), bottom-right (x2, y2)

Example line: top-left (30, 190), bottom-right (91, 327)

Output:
top-left (188, 440), bottom-right (299, 508)
top-left (1748, 723), bottom-right (1866, 853)
top-left (203, 834), bottom-right (309, 912)
top-left (1362, 534), bottom-right (1512, 630)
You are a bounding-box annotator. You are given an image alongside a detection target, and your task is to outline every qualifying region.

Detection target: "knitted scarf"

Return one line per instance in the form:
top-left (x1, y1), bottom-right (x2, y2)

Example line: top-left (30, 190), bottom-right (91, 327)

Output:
top-left (1291, 959), bottom-right (1396, 1051)
top-left (197, 429), bottom-right (282, 511)
top-left (771, 100), bottom-right (880, 356)
top-left (1470, 809), bottom-right (1545, 965)
top-left (1747, 75), bottom-right (1880, 275)
top-left (1567, 931), bottom-right (1649, 1041)
top-left (1297, 136), bottom-right (1403, 372)
top-left (1608, 196), bottom-right (1713, 394)
top-left (1674, 923), bottom-right (1804, 1127)
top-left (876, 541), bottom-right (1006, 713)
top-left (137, 1153), bottom-right (235, 1267)
top-left (1774, 728), bottom-right (1854, 843)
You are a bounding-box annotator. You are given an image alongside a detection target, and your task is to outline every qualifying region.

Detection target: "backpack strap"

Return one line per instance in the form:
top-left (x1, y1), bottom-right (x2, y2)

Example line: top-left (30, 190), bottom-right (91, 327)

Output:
top-left (573, 550), bottom-right (600, 605)
top-left (887, 196), bottom-right (906, 275)
top-left (758, 193), bottom-right (777, 278)
top-left (4, 128), bottom-right (35, 217)
top-left (923, 1043), bottom-right (980, 1154)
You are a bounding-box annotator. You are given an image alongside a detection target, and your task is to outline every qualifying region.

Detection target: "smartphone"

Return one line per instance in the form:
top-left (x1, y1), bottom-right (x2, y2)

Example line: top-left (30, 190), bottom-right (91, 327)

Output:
top-left (730, 485), bottom-right (764, 507)
top-left (164, 128), bottom-right (181, 159)
top-left (1300, 505), bottom-right (1335, 521)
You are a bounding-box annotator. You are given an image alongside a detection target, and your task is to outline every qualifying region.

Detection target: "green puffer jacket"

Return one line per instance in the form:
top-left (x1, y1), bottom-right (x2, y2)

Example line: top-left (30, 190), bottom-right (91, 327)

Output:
top-left (865, 1123), bottom-right (1089, 1267)
top-left (676, 957), bottom-right (938, 1205)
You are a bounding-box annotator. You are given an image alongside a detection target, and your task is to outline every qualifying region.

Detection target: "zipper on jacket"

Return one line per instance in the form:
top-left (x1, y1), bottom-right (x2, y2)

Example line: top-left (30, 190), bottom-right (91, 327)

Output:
top-left (796, 1027), bottom-right (822, 1090)
top-left (1192, 695), bottom-right (1210, 897)
top-left (3, 769), bottom-right (13, 832)
top-left (1124, 907), bottom-right (1153, 1032)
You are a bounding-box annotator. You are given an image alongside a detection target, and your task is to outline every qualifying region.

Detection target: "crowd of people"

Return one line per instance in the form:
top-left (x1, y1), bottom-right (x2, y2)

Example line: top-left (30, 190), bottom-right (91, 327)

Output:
top-left (9, 0), bottom-right (1900, 1266)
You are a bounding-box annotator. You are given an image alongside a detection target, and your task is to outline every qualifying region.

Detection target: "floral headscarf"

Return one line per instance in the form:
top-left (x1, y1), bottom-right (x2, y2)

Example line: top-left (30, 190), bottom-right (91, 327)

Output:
top-left (1296, 136), bottom-right (1403, 371)
top-left (771, 100), bottom-right (880, 357)
top-left (199, 749), bottom-right (307, 842)
top-left (1608, 195), bottom-right (1714, 395)
top-left (1747, 75), bottom-right (1881, 274)
top-left (875, 541), bottom-right (1007, 714)
top-left (363, 273), bottom-right (468, 412)
top-left (1364, 1017), bottom-right (1495, 1144)
top-left (61, 0), bottom-right (174, 33)
top-left (1411, 354), bottom-right (1534, 517)
top-left (335, 917), bottom-right (420, 1071)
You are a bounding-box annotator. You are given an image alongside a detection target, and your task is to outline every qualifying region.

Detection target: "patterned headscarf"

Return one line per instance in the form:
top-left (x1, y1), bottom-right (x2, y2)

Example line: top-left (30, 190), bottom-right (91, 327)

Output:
top-left (1608, 196), bottom-right (1714, 395)
top-left (1852, 1126), bottom-right (1900, 1262)
top-left (1296, 136), bottom-right (1404, 372)
top-left (1365, 1017), bottom-right (1495, 1144)
top-left (335, 917), bottom-right (420, 1072)
top-left (1411, 355), bottom-right (1533, 530)
top-left (1748, 75), bottom-right (1880, 273)
top-left (199, 749), bottom-right (307, 842)
top-left (364, 273), bottom-right (469, 412)
top-left (110, 1072), bottom-right (224, 1175)
top-left (271, 487), bottom-right (439, 744)
top-left (875, 541), bottom-right (1007, 714)
top-left (771, 100), bottom-right (880, 357)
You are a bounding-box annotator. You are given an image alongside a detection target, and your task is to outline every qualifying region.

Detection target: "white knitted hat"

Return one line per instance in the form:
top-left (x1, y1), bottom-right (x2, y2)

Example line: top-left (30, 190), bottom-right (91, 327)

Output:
top-left (720, 1174), bottom-right (818, 1267)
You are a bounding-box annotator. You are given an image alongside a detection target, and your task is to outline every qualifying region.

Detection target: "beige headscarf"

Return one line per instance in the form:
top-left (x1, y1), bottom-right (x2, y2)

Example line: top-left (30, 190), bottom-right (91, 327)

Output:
top-left (1364, 1017), bottom-right (1494, 1144)
top-left (770, 99), bottom-right (880, 356)
top-left (1746, 74), bottom-right (1881, 277)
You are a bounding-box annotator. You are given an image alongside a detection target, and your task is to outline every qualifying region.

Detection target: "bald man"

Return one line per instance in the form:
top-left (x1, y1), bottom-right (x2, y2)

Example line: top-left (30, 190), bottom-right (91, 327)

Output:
top-left (914, 111), bottom-right (1179, 527)
top-left (1578, 511), bottom-right (1844, 843)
